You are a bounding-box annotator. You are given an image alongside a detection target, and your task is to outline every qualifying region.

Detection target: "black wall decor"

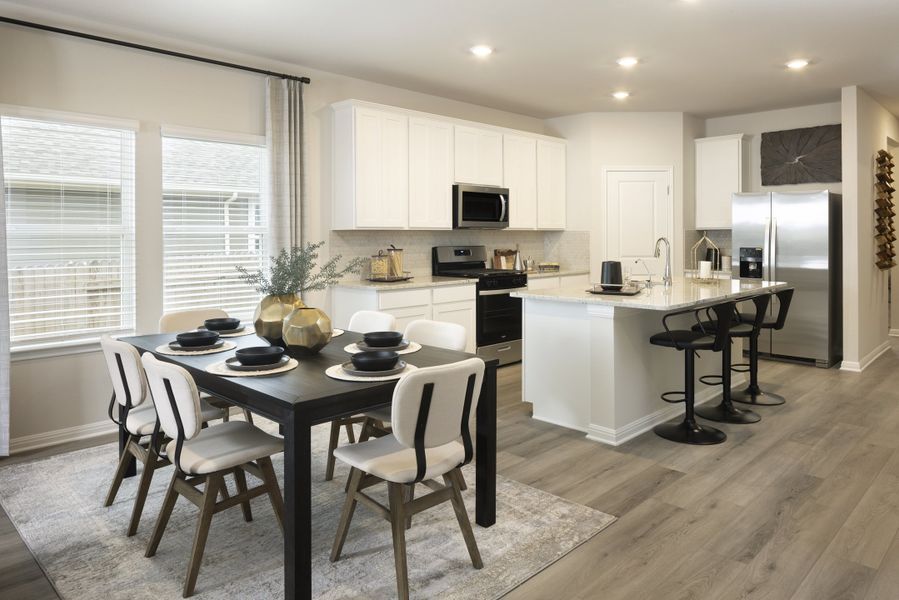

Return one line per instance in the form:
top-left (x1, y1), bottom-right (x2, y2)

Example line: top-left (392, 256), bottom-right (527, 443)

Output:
top-left (760, 124), bottom-right (842, 185)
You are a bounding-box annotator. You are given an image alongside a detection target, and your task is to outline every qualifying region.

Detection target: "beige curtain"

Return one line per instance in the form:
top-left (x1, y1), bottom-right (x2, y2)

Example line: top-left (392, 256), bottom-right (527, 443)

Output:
top-left (0, 124), bottom-right (10, 455)
top-left (265, 77), bottom-right (304, 252)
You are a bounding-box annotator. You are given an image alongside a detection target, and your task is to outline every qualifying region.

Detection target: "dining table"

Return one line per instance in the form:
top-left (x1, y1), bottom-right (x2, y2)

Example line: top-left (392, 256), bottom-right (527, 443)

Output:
top-left (122, 329), bottom-right (498, 600)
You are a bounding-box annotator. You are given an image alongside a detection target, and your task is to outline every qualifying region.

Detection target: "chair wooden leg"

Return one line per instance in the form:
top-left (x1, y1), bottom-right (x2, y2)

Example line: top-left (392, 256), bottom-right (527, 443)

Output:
top-left (183, 475), bottom-right (220, 598)
top-left (222, 409), bottom-right (230, 422)
top-left (403, 484), bottom-right (415, 530)
top-left (126, 449), bottom-right (156, 536)
top-left (145, 472), bottom-right (180, 558)
top-left (258, 457), bottom-right (284, 533)
top-left (344, 421), bottom-right (356, 443)
top-left (104, 435), bottom-right (136, 507)
top-left (330, 467), bottom-right (363, 562)
top-left (325, 420), bottom-right (341, 481)
top-left (242, 409), bottom-right (254, 424)
top-left (233, 467), bottom-right (253, 523)
top-left (457, 470), bottom-right (468, 492)
top-left (358, 417), bottom-right (374, 443)
top-left (444, 469), bottom-right (483, 569)
top-left (388, 481), bottom-right (410, 600)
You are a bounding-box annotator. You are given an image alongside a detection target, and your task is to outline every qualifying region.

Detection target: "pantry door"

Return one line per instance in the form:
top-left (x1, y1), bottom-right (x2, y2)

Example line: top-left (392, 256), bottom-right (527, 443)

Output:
top-left (602, 167), bottom-right (673, 279)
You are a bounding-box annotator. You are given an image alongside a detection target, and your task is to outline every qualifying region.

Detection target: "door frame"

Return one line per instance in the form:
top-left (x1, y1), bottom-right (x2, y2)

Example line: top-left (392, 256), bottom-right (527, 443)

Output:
top-left (599, 165), bottom-right (675, 266)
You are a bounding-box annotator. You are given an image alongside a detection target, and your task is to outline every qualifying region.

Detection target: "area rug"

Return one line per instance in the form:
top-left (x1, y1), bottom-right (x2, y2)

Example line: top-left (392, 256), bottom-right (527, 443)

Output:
top-left (0, 422), bottom-right (615, 599)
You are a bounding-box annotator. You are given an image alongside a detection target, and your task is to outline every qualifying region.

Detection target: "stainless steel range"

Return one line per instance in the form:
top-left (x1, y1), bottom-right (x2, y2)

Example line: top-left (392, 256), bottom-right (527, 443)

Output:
top-left (432, 245), bottom-right (526, 366)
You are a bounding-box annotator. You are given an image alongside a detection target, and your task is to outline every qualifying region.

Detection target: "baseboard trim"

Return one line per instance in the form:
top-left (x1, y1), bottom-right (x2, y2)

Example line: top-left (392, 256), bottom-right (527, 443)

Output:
top-left (840, 340), bottom-right (892, 373)
top-left (9, 419), bottom-right (117, 455)
top-left (890, 329), bottom-right (899, 338)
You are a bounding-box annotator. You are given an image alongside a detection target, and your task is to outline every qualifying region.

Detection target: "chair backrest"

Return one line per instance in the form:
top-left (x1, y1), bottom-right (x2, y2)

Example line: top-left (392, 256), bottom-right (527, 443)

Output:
top-left (391, 358), bottom-right (485, 481)
top-left (404, 319), bottom-right (467, 352)
top-left (772, 288), bottom-right (795, 330)
top-left (347, 310), bottom-right (397, 334)
top-left (141, 353), bottom-right (203, 447)
top-left (158, 308), bottom-right (228, 333)
top-left (745, 293), bottom-right (771, 331)
top-left (100, 335), bottom-right (148, 410)
top-left (708, 301), bottom-right (736, 352)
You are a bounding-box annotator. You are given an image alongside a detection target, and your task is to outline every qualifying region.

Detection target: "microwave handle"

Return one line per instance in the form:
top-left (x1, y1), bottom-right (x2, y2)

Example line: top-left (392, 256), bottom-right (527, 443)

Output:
top-left (499, 195), bottom-right (507, 222)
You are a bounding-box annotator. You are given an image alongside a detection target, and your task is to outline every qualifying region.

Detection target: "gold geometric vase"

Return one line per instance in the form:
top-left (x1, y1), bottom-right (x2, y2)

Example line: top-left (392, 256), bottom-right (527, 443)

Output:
top-left (252, 293), bottom-right (306, 346)
top-left (282, 305), bottom-right (333, 356)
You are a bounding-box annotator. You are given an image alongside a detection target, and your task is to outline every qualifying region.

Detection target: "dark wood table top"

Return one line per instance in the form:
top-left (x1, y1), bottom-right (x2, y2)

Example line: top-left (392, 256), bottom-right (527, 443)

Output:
top-left (123, 331), bottom-right (497, 424)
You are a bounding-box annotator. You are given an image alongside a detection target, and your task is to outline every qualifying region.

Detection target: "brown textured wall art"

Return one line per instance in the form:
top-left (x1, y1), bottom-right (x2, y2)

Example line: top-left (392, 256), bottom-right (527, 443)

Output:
top-left (875, 149), bottom-right (896, 270)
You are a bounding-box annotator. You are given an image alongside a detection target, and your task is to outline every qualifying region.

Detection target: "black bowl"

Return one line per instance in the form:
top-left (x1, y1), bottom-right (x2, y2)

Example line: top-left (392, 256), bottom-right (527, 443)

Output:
top-left (235, 346), bottom-right (285, 366)
top-left (204, 317), bottom-right (241, 331)
top-left (351, 350), bottom-right (399, 372)
top-left (176, 330), bottom-right (220, 347)
top-left (362, 331), bottom-right (404, 348)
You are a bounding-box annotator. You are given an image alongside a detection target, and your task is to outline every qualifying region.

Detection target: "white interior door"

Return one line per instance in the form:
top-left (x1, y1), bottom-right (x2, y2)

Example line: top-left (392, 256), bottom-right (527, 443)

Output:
top-left (604, 168), bottom-right (672, 279)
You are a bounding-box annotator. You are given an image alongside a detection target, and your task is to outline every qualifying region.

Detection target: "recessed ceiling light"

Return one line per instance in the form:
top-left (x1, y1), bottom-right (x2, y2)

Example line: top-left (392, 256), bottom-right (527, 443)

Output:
top-left (470, 45), bottom-right (494, 58)
top-left (617, 57), bottom-right (639, 68)
top-left (612, 91), bottom-right (630, 100)
top-left (786, 58), bottom-right (809, 70)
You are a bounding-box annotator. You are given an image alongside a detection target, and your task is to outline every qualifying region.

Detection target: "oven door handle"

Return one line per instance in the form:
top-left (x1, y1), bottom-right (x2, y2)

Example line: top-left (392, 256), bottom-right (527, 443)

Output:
top-left (478, 287), bottom-right (526, 296)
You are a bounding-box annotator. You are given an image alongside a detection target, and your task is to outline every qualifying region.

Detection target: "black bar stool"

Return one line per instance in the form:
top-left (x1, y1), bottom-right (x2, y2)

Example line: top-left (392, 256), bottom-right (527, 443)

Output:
top-left (732, 288), bottom-right (795, 406)
top-left (649, 301), bottom-right (735, 445)
top-left (690, 293), bottom-right (770, 424)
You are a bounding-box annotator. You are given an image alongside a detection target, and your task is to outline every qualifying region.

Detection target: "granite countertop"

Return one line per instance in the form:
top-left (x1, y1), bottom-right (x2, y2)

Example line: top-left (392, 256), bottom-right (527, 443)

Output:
top-left (333, 275), bottom-right (475, 291)
top-left (512, 277), bottom-right (788, 311)
top-left (525, 269), bottom-right (590, 280)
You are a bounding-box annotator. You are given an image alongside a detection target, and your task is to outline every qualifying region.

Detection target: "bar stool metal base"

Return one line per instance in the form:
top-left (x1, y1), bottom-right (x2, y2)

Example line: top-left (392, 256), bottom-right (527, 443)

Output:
top-left (653, 420), bottom-right (727, 445)
top-left (731, 387), bottom-right (785, 406)
top-left (695, 401), bottom-right (761, 424)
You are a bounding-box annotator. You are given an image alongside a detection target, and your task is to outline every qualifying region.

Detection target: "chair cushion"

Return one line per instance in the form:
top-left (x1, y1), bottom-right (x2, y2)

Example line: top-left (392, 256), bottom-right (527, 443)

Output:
top-left (125, 398), bottom-right (224, 436)
top-left (363, 406), bottom-right (392, 423)
top-left (164, 421), bottom-right (282, 475)
top-left (649, 330), bottom-right (715, 350)
top-left (333, 434), bottom-right (464, 484)
top-left (691, 321), bottom-right (754, 337)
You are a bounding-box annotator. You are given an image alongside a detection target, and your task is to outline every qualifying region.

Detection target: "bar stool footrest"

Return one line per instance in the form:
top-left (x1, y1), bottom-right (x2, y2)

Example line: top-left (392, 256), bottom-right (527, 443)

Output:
top-left (661, 391), bottom-right (686, 404)
top-left (730, 363), bottom-right (751, 373)
top-left (699, 374), bottom-right (724, 386)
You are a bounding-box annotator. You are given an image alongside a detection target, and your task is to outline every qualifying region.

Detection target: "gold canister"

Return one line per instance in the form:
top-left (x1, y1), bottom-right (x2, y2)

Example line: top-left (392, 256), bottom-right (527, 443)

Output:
top-left (387, 245), bottom-right (404, 277)
top-left (370, 250), bottom-right (389, 279)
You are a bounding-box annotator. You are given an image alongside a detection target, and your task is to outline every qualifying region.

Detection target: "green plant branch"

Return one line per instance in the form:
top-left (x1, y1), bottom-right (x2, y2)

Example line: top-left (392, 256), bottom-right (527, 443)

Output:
top-left (237, 241), bottom-right (365, 296)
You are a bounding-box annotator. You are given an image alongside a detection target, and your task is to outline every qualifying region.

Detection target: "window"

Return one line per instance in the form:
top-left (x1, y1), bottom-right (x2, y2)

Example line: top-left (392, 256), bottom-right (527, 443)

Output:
top-left (0, 115), bottom-right (136, 348)
top-left (162, 135), bottom-right (266, 320)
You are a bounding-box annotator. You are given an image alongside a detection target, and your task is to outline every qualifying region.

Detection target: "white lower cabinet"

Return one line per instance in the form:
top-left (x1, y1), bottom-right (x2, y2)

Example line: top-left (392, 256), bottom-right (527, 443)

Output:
top-left (526, 276), bottom-right (560, 291)
top-left (332, 284), bottom-right (476, 353)
top-left (527, 273), bottom-right (590, 291)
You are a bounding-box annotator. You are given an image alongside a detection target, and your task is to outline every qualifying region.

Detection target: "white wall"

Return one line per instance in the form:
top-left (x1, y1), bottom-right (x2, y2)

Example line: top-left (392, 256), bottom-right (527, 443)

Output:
top-left (0, 23), bottom-right (547, 444)
top-left (841, 86), bottom-right (899, 369)
top-left (545, 112), bottom-right (696, 280)
top-left (705, 102), bottom-right (843, 194)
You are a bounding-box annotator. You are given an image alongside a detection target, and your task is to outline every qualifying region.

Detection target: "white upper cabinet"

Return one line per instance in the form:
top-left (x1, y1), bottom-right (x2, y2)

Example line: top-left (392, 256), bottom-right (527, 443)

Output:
top-left (503, 134), bottom-right (537, 229)
top-left (536, 139), bottom-right (567, 229)
top-left (695, 134), bottom-right (748, 230)
top-left (409, 117), bottom-right (454, 229)
top-left (333, 104), bottom-right (408, 229)
top-left (454, 125), bottom-right (503, 186)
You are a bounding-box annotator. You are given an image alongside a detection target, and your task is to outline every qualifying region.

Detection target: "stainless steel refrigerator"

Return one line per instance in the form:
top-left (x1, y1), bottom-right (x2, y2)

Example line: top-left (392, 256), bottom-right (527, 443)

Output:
top-left (732, 191), bottom-right (842, 368)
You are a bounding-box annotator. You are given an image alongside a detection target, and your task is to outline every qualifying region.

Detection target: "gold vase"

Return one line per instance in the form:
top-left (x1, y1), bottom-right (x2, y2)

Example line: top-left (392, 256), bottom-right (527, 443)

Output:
top-left (282, 306), bottom-right (333, 356)
top-left (253, 293), bottom-right (305, 346)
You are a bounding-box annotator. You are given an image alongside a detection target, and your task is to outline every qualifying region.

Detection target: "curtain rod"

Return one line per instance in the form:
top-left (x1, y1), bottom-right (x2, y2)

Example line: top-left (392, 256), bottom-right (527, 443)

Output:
top-left (0, 16), bottom-right (311, 84)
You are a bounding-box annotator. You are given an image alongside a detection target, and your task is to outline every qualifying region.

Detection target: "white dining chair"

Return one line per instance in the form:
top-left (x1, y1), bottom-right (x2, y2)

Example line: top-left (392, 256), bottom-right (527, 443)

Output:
top-left (101, 335), bottom-right (225, 537)
top-left (141, 353), bottom-right (285, 598)
top-left (330, 358), bottom-right (485, 600)
top-left (325, 310), bottom-right (398, 481)
top-left (158, 308), bottom-right (253, 424)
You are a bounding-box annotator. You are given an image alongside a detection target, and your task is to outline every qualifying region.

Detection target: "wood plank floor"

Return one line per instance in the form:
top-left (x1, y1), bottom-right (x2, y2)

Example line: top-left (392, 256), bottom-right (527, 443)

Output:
top-left (3, 342), bottom-right (899, 599)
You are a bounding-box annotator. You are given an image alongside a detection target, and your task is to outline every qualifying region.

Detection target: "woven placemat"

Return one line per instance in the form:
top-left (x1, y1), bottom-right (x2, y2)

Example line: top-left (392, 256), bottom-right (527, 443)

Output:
top-left (205, 358), bottom-right (299, 377)
top-left (155, 341), bottom-right (237, 356)
top-left (343, 341), bottom-right (421, 355)
top-left (332, 328), bottom-right (345, 337)
top-left (325, 363), bottom-right (418, 382)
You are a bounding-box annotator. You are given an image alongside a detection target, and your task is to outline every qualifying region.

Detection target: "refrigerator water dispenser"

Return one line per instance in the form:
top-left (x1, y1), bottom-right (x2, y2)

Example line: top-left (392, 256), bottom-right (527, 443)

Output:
top-left (739, 247), bottom-right (764, 279)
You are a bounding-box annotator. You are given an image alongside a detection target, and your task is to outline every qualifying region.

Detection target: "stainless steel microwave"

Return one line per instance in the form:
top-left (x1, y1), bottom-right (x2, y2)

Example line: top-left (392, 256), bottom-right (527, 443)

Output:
top-left (453, 184), bottom-right (510, 229)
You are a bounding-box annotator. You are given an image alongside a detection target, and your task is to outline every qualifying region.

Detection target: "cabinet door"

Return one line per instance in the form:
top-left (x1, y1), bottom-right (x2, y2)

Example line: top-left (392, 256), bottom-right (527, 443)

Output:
top-left (526, 276), bottom-right (560, 290)
top-left (354, 107), bottom-right (409, 228)
top-left (536, 139), bottom-right (567, 229)
top-left (432, 300), bottom-right (477, 353)
top-left (454, 125), bottom-right (503, 186)
top-left (695, 136), bottom-right (744, 229)
top-left (409, 117), bottom-right (453, 229)
top-left (384, 305), bottom-right (432, 333)
top-left (503, 134), bottom-right (537, 229)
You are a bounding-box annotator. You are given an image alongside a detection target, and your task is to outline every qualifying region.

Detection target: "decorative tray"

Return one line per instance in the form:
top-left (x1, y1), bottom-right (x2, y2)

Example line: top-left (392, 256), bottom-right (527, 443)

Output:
top-left (586, 287), bottom-right (643, 297)
top-left (366, 273), bottom-right (413, 283)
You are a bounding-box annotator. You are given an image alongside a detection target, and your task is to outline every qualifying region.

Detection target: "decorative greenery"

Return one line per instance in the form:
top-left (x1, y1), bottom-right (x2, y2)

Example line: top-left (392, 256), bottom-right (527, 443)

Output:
top-left (237, 241), bottom-right (365, 296)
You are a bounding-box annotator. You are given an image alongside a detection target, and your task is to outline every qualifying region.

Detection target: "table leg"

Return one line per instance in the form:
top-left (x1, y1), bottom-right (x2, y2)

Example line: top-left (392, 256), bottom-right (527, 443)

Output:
top-left (475, 362), bottom-right (497, 527)
top-left (118, 403), bottom-right (136, 478)
top-left (283, 411), bottom-right (312, 600)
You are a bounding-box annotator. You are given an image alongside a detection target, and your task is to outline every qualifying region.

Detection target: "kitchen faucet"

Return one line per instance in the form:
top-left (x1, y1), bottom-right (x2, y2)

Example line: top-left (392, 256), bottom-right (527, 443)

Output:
top-left (654, 237), bottom-right (672, 287)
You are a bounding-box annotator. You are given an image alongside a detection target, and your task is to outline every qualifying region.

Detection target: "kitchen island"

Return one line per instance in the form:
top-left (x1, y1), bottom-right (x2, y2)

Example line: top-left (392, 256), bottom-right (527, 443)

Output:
top-left (512, 278), bottom-right (787, 445)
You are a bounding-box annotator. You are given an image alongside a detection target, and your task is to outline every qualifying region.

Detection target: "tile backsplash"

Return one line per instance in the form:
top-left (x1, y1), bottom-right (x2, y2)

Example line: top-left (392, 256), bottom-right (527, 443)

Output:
top-left (329, 230), bottom-right (590, 277)
top-left (684, 229), bottom-right (733, 268)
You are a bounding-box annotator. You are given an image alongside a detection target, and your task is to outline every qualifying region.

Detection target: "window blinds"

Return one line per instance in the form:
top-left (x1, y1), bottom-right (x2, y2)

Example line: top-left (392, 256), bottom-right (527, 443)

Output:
top-left (0, 116), bottom-right (136, 347)
top-left (162, 135), bottom-right (266, 320)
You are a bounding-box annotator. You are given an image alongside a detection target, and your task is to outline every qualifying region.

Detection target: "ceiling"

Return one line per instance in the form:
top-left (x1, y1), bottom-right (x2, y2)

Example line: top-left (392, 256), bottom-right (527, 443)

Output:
top-left (2, 0), bottom-right (898, 119)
